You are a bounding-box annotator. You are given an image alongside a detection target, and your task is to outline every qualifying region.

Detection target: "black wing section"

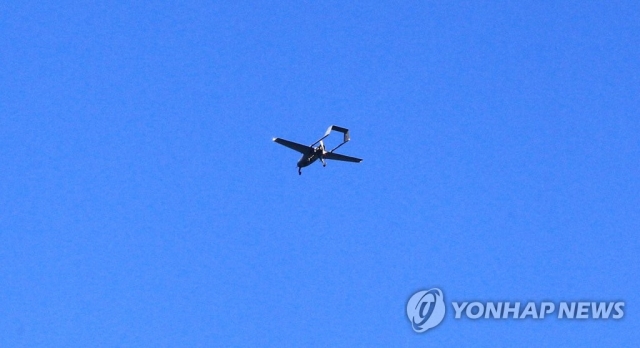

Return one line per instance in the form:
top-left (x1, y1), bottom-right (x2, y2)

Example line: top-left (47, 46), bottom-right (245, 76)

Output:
top-left (272, 138), bottom-right (311, 154)
top-left (323, 152), bottom-right (362, 163)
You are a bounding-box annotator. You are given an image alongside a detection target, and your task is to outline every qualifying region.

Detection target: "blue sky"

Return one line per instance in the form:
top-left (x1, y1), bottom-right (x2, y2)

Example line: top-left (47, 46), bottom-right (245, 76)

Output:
top-left (1, 1), bottom-right (639, 346)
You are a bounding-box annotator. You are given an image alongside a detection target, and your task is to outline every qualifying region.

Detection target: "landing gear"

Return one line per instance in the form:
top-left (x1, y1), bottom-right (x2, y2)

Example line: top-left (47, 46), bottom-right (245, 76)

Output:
top-left (298, 167), bottom-right (302, 175)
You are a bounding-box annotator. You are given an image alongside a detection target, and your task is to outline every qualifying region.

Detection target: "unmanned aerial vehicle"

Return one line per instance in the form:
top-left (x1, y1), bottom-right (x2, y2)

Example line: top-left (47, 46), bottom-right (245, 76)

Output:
top-left (273, 125), bottom-right (362, 175)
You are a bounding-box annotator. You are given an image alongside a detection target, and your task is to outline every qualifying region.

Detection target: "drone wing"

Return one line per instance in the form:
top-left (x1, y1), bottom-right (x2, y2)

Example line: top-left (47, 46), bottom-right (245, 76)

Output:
top-left (272, 138), bottom-right (311, 154)
top-left (323, 152), bottom-right (363, 163)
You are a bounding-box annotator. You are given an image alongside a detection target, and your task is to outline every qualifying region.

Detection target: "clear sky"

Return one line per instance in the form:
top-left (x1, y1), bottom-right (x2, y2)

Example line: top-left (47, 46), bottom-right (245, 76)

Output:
top-left (1, 1), bottom-right (639, 346)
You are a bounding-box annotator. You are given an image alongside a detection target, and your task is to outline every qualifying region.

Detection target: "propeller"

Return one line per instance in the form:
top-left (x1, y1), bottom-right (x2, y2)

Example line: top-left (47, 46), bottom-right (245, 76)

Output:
top-left (319, 140), bottom-right (327, 167)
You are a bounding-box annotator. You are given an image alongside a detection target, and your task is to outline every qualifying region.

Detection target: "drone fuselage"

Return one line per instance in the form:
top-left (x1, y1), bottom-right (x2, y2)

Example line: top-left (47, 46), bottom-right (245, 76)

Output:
top-left (297, 147), bottom-right (323, 168)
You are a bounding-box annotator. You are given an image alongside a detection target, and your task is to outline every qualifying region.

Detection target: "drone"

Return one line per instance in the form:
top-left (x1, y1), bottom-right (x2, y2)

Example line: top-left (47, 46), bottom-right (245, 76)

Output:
top-left (273, 125), bottom-right (363, 175)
